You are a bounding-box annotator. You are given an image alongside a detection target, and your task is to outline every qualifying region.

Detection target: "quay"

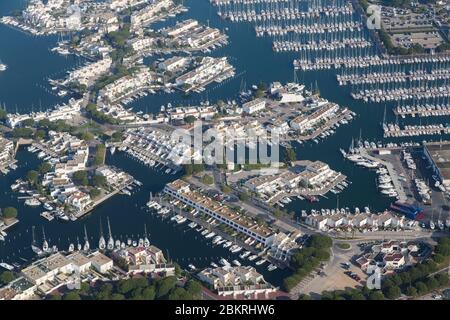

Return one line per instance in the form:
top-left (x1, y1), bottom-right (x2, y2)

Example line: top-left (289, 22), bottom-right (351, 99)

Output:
top-left (175, 66), bottom-right (235, 94)
top-left (73, 177), bottom-right (135, 219)
top-left (0, 218), bottom-right (19, 234)
top-left (359, 149), bottom-right (408, 202)
top-left (291, 110), bottom-right (353, 142)
top-left (14, 138), bottom-right (33, 156)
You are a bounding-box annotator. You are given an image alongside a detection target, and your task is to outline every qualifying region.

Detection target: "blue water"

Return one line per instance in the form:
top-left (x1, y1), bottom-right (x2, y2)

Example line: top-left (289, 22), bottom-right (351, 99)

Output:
top-left (0, 0), bottom-right (85, 112)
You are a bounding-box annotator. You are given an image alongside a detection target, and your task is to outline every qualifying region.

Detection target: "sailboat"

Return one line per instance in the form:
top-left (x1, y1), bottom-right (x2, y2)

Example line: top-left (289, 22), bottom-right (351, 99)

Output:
top-left (143, 224), bottom-right (150, 248)
top-left (68, 243), bottom-right (75, 252)
top-left (429, 210), bottom-right (436, 230)
top-left (107, 217), bottom-right (114, 250)
top-left (76, 236), bottom-right (82, 251)
top-left (42, 227), bottom-right (49, 253)
top-left (31, 226), bottom-right (44, 255)
top-left (437, 210), bottom-right (444, 230)
top-left (98, 219), bottom-right (106, 250)
top-left (83, 225), bottom-right (90, 251)
top-left (0, 59), bottom-right (7, 72)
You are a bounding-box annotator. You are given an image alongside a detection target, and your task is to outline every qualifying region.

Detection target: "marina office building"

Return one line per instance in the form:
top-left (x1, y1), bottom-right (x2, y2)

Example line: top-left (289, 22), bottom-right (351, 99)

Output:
top-left (424, 141), bottom-right (450, 188)
top-left (164, 180), bottom-right (299, 259)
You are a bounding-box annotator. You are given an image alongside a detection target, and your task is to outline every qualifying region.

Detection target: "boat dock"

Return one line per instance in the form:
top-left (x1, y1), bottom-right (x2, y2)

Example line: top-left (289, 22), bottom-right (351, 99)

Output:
top-left (383, 123), bottom-right (450, 138)
top-left (359, 149), bottom-right (408, 202)
top-left (123, 144), bottom-right (180, 173)
top-left (74, 177), bottom-right (135, 219)
top-left (32, 141), bottom-right (59, 158)
top-left (0, 218), bottom-right (19, 234)
top-left (393, 104), bottom-right (450, 118)
top-left (292, 110), bottom-right (354, 142)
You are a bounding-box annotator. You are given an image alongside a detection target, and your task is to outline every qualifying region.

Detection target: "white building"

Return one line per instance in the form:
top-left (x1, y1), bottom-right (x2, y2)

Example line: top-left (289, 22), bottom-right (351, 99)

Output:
top-left (290, 102), bottom-right (339, 132)
top-left (164, 180), bottom-right (277, 246)
top-left (0, 137), bottom-right (14, 165)
top-left (66, 57), bottom-right (112, 87)
top-left (88, 251), bottom-right (113, 273)
top-left (130, 0), bottom-right (173, 30)
top-left (242, 98), bottom-right (266, 114)
top-left (158, 56), bottom-right (188, 72)
top-left (164, 19), bottom-right (199, 37)
top-left (6, 97), bottom-right (83, 128)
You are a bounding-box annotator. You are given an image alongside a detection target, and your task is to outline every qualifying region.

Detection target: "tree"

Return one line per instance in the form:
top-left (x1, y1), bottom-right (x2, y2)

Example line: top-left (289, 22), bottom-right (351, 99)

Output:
top-left (202, 174), bottom-right (214, 185)
top-left (298, 294), bottom-right (311, 300)
top-left (95, 283), bottom-right (113, 300)
top-left (169, 287), bottom-right (192, 300)
top-left (12, 127), bottom-right (33, 138)
top-left (2, 207), bottom-right (18, 219)
top-left (81, 131), bottom-right (94, 141)
top-left (308, 234), bottom-right (333, 249)
top-left (72, 170), bottom-right (89, 186)
top-left (414, 281), bottom-right (428, 295)
top-left (27, 170), bottom-right (39, 184)
top-left (184, 164), bottom-right (194, 176)
top-left (425, 277), bottom-right (439, 291)
top-left (0, 271), bottom-right (14, 285)
top-left (111, 131), bottom-right (123, 142)
top-left (156, 276), bottom-right (177, 298)
top-left (350, 292), bottom-right (366, 300)
top-left (49, 294), bottom-right (62, 300)
top-left (184, 115), bottom-right (196, 124)
top-left (432, 253), bottom-right (444, 264)
top-left (435, 273), bottom-right (448, 286)
top-left (34, 129), bottom-right (46, 140)
top-left (385, 285), bottom-right (401, 300)
top-left (185, 280), bottom-right (202, 299)
top-left (63, 291), bottom-right (81, 300)
top-left (89, 188), bottom-right (101, 199)
top-left (283, 147), bottom-right (297, 164)
top-left (92, 174), bottom-right (107, 187)
top-left (22, 118), bottom-right (35, 127)
top-left (38, 162), bottom-right (52, 174)
top-left (110, 293), bottom-right (125, 300)
top-left (282, 276), bottom-right (298, 292)
top-left (368, 290), bottom-right (385, 300)
top-left (406, 286), bottom-right (418, 297)
top-left (79, 282), bottom-right (90, 295)
top-left (142, 286), bottom-right (156, 300)
top-left (94, 144), bottom-right (106, 166)
top-left (238, 191), bottom-right (250, 201)
top-left (117, 279), bottom-right (136, 295)
top-left (221, 184), bottom-right (232, 193)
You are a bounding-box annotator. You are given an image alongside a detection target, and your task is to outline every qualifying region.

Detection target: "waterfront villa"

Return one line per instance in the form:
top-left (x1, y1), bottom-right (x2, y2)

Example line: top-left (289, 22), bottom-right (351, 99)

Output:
top-left (198, 265), bottom-right (276, 297)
